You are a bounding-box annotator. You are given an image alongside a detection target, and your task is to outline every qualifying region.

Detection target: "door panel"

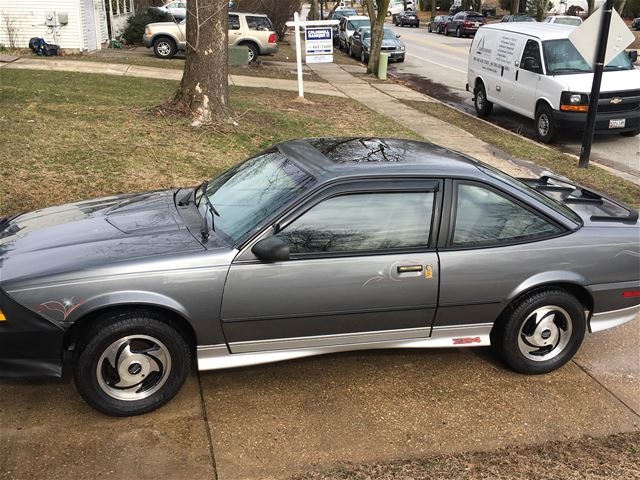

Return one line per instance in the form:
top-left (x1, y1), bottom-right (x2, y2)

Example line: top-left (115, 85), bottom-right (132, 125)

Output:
top-left (222, 252), bottom-right (439, 346)
top-left (220, 182), bottom-right (442, 351)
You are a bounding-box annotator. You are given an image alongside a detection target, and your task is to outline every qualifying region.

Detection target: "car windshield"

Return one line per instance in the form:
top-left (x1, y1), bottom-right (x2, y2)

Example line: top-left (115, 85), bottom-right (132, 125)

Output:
top-left (553, 17), bottom-right (581, 26)
top-left (467, 15), bottom-right (485, 21)
top-left (337, 8), bottom-right (357, 17)
top-left (196, 149), bottom-right (314, 243)
top-left (347, 19), bottom-right (370, 30)
top-left (513, 15), bottom-right (535, 21)
top-left (480, 164), bottom-right (582, 224)
top-left (543, 39), bottom-right (633, 74)
top-left (382, 29), bottom-right (397, 39)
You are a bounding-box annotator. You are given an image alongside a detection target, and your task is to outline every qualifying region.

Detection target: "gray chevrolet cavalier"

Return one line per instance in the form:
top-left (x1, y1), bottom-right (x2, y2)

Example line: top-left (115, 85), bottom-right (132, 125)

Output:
top-left (1, 138), bottom-right (638, 416)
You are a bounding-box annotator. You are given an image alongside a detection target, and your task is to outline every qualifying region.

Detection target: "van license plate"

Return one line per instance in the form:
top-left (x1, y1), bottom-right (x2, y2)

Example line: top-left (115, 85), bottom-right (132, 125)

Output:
top-left (609, 119), bottom-right (625, 129)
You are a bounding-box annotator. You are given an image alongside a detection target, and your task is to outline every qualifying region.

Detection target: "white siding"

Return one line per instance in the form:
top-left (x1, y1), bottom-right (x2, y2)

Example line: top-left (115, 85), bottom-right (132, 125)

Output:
top-left (0, 0), bottom-right (107, 50)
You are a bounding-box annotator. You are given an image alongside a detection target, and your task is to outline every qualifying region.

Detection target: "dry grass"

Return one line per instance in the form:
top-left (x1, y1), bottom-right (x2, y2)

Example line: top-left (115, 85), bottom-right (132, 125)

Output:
top-left (0, 69), bottom-right (416, 217)
top-left (295, 431), bottom-right (640, 480)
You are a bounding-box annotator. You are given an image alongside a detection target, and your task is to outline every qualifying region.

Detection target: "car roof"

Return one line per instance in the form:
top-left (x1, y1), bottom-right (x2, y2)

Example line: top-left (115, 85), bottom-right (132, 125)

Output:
top-left (277, 138), bottom-right (485, 180)
top-left (345, 15), bottom-right (370, 20)
top-left (481, 22), bottom-right (575, 40)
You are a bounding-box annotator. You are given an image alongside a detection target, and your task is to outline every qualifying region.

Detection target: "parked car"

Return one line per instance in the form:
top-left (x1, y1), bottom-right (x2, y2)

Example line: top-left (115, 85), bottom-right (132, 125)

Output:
top-left (500, 14), bottom-right (536, 22)
top-left (349, 27), bottom-right (406, 63)
top-left (395, 10), bottom-right (420, 27)
top-left (428, 15), bottom-right (452, 33)
top-left (631, 17), bottom-right (640, 30)
top-left (387, 0), bottom-right (415, 16)
top-left (337, 15), bottom-right (370, 51)
top-left (2, 137), bottom-right (638, 416)
top-left (444, 11), bottom-right (486, 37)
top-left (329, 8), bottom-right (357, 43)
top-left (143, 12), bottom-right (278, 61)
top-left (467, 23), bottom-right (640, 142)
top-left (155, 0), bottom-right (187, 20)
top-left (543, 15), bottom-right (583, 26)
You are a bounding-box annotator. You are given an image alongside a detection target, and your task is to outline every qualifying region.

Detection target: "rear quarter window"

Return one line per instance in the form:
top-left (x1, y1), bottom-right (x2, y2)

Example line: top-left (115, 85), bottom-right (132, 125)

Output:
top-left (246, 16), bottom-right (273, 31)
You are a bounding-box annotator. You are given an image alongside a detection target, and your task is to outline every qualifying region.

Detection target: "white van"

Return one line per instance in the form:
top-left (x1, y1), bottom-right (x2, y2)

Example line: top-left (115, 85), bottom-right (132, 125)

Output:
top-left (466, 23), bottom-right (640, 142)
top-left (388, 0), bottom-right (415, 16)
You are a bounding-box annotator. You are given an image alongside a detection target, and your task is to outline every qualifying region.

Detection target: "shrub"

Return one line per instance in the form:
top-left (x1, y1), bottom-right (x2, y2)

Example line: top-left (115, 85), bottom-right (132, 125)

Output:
top-left (120, 7), bottom-right (173, 44)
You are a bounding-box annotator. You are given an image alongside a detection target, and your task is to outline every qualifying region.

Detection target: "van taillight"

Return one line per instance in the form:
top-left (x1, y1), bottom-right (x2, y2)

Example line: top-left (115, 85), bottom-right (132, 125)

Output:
top-left (268, 33), bottom-right (276, 44)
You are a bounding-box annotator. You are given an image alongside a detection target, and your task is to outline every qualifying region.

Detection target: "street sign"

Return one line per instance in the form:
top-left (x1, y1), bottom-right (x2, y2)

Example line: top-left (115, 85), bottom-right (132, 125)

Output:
top-left (569, 7), bottom-right (635, 67)
top-left (286, 13), bottom-right (339, 98)
top-left (305, 27), bottom-right (333, 64)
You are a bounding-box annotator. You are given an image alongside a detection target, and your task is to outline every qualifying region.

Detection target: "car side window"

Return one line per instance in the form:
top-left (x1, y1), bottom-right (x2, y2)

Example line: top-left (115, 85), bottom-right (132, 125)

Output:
top-left (521, 39), bottom-right (543, 73)
top-left (276, 192), bottom-right (435, 255)
top-left (451, 184), bottom-right (562, 247)
top-left (246, 16), bottom-right (272, 31)
top-left (454, 13), bottom-right (463, 20)
top-left (229, 14), bottom-right (240, 30)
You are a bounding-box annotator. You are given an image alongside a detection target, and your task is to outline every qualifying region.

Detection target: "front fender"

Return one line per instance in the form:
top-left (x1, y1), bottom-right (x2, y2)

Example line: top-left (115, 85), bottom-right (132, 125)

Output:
top-left (64, 290), bottom-right (191, 325)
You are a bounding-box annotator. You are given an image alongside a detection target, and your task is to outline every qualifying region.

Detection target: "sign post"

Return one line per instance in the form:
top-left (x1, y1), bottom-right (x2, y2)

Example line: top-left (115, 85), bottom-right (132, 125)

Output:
top-left (568, 3), bottom-right (635, 168)
top-left (286, 13), bottom-right (339, 98)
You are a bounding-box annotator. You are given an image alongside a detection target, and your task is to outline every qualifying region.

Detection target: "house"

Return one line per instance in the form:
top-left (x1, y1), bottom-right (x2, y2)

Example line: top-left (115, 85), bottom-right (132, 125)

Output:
top-left (0, 0), bottom-right (136, 52)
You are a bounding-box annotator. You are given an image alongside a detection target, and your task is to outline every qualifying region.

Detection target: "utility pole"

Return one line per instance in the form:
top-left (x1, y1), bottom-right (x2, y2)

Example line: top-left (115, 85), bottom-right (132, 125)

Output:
top-left (578, 0), bottom-right (614, 168)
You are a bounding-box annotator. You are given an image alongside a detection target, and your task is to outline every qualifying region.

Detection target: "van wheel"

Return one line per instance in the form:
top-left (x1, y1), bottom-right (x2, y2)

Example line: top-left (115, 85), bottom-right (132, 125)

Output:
top-left (474, 83), bottom-right (493, 117)
top-left (620, 128), bottom-right (640, 137)
top-left (153, 37), bottom-right (177, 59)
top-left (535, 103), bottom-right (557, 143)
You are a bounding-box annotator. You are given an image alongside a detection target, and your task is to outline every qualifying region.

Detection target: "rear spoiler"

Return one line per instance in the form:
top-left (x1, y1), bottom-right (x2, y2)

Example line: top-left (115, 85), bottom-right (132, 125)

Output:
top-left (518, 174), bottom-right (639, 224)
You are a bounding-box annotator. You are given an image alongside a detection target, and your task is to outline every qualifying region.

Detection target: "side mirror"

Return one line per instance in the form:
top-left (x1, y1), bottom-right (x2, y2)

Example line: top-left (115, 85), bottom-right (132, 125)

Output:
top-left (628, 50), bottom-right (638, 63)
top-left (251, 236), bottom-right (290, 262)
top-left (396, 34), bottom-right (401, 38)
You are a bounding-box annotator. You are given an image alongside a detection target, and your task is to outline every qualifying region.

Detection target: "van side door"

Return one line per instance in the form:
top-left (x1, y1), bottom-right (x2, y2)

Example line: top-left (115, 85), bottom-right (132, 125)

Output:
top-left (512, 39), bottom-right (544, 119)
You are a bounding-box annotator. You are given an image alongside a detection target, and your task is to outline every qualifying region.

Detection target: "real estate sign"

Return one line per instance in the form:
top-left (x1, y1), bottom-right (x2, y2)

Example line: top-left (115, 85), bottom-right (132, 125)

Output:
top-left (305, 27), bottom-right (333, 64)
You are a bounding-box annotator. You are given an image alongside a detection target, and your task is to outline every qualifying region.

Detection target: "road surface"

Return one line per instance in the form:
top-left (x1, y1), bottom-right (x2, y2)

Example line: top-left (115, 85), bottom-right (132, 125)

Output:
top-left (385, 23), bottom-right (640, 179)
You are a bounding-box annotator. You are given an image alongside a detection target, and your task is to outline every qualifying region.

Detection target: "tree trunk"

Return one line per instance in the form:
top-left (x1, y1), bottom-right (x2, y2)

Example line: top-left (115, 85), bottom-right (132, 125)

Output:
top-left (309, 0), bottom-right (319, 20)
top-left (587, 0), bottom-right (595, 16)
top-left (431, 0), bottom-right (436, 19)
top-left (511, 0), bottom-right (519, 13)
top-left (174, 0), bottom-right (233, 126)
top-left (364, 0), bottom-right (391, 75)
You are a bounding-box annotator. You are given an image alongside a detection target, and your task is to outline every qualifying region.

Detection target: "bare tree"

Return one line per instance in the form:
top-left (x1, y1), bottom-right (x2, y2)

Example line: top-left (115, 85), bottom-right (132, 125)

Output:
top-left (587, 0), bottom-right (595, 15)
top-left (2, 13), bottom-right (19, 49)
top-left (173, 0), bottom-right (233, 126)
top-left (362, 0), bottom-right (392, 75)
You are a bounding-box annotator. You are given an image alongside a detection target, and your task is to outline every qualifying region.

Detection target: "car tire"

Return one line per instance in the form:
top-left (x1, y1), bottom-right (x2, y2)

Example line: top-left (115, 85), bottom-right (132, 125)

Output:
top-left (241, 42), bottom-right (259, 63)
top-left (360, 49), bottom-right (367, 63)
top-left (491, 289), bottom-right (586, 375)
top-left (349, 44), bottom-right (354, 57)
top-left (456, 26), bottom-right (462, 37)
top-left (535, 103), bottom-right (557, 143)
top-left (428, 24), bottom-right (432, 32)
top-left (620, 128), bottom-right (640, 137)
top-left (397, 55), bottom-right (405, 62)
top-left (474, 82), bottom-right (493, 117)
top-left (153, 37), bottom-right (177, 59)
top-left (444, 25), bottom-right (449, 35)
top-left (73, 310), bottom-right (191, 416)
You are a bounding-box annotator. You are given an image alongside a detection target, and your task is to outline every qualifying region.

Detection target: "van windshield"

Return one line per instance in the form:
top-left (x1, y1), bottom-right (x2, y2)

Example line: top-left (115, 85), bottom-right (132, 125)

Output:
top-left (543, 39), bottom-right (633, 75)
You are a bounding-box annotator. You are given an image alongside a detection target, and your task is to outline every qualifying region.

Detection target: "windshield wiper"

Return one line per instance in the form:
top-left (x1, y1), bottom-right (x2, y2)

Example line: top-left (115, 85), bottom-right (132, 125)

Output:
top-left (550, 67), bottom-right (591, 73)
top-left (196, 180), bottom-right (220, 240)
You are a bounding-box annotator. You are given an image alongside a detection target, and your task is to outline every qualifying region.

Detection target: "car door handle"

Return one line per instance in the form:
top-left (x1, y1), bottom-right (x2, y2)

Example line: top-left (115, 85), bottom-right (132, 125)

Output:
top-left (397, 265), bottom-right (423, 273)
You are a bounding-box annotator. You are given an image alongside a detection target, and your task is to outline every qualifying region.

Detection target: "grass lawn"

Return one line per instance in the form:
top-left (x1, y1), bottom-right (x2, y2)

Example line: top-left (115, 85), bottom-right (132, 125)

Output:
top-left (295, 431), bottom-right (640, 480)
top-left (0, 69), bottom-right (416, 217)
top-left (404, 101), bottom-right (640, 207)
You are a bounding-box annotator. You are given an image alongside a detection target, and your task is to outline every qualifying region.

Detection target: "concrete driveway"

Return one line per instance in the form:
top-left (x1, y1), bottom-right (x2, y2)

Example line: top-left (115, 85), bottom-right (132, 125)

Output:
top-left (1, 320), bottom-right (638, 480)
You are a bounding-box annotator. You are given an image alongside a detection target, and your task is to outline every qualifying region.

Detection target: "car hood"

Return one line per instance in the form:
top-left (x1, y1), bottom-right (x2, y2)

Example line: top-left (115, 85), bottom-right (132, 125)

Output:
top-left (0, 191), bottom-right (206, 286)
top-left (555, 69), bottom-right (640, 93)
top-left (364, 39), bottom-right (404, 49)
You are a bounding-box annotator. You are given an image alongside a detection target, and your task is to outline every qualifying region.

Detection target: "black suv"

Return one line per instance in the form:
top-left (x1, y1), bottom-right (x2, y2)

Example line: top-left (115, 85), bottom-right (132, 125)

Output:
top-left (444, 11), bottom-right (486, 37)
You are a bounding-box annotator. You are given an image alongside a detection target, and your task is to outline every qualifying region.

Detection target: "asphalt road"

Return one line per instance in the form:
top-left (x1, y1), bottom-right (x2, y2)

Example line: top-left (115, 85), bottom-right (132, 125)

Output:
top-left (385, 23), bottom-right (640, 179)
